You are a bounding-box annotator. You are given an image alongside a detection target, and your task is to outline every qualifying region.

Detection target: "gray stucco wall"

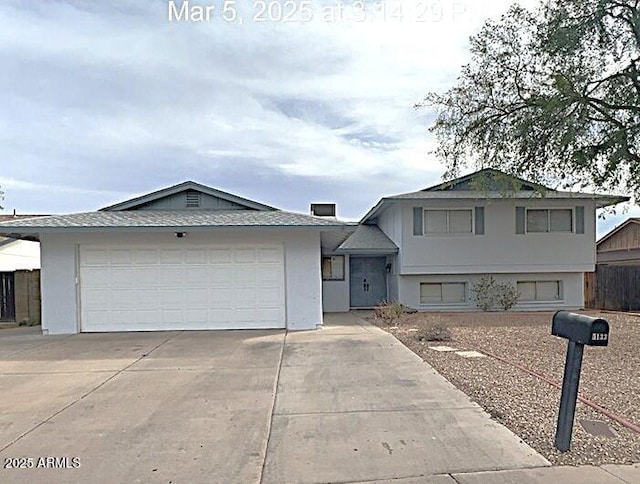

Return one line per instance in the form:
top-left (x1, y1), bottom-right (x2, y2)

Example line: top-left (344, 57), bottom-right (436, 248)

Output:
top-left (322, 254), bottom-right (350, 312)
top-left (397, 199), bottom-right (597, 274)
top-left (396, 272), bottom-right (584, 311)
top-left (40, 229), bottom-right (323, 334)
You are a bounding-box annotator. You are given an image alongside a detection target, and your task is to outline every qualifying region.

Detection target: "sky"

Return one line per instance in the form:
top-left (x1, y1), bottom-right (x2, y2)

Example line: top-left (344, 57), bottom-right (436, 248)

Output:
top-left (1, 0), bottom-right (637, 237)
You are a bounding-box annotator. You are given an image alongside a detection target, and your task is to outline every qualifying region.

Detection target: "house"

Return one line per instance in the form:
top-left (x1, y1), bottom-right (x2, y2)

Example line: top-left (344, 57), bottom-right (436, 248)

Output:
top-left (0, 171), bottom-right (628, 334)
top-left (583, 218), bottom-right (640, 311)
top-left (321, 169), bottom-right (628, 312)
top-left (0, 214), bottom-right (45, 323)
top-left (0, 182), bottom-right (348, 334)
top-left (0, 214), bottom-right (43, 272)
top-left (596, 217), bottom-right (640, 265)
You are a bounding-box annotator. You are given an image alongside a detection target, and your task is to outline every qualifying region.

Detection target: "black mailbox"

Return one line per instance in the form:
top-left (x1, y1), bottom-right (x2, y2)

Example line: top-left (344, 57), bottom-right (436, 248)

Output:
top-left (551, 311), bottom-right (610, 452)
top-left (552, 311), bottom-right (609, 346)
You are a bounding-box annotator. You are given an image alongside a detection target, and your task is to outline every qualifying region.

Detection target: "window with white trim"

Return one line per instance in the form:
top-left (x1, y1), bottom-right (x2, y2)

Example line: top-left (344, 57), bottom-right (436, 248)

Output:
top-left (420, 282), bottom-right (467, 304)
top-left (517, 281), bottom-right (562, 301)
top-left (526, 209), bottom-right (572, 233)
top-left (322, 256), bottom-right (344, 281)
top-left (423, 209), bottom-right (473, 235)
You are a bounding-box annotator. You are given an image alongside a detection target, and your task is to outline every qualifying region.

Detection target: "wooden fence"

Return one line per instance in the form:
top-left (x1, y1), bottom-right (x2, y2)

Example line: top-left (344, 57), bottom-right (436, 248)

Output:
top-left (585, 265), bottom-right (640, 311)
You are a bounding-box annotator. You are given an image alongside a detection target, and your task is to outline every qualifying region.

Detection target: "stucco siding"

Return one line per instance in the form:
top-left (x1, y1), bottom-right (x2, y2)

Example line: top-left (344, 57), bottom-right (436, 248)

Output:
top-left (320, 230), bottom-right (353, 312)
top-left (386, 254), bottom-right (399, 301)
top-left (283, 231), bottom-right (323, 329)
top-left (40, 234), bottom-right (78, 334)
top-left (377, 204), bottom-right (402, 248)
top-left (322, 254), bottom-right (350, 312)
top-left (40, 229), bottom-right (323, 334)
top-left (397, 272), bottom-right (584, 311)
top-left (399, 199), bottom-right (597, 274)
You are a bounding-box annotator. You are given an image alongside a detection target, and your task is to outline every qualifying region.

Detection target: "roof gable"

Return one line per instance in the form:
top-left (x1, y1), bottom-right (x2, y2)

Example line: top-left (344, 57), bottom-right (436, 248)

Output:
top-left (597, 217), bottom-right (640, 247)
top-left (335, 225), bottom-right (398, 254)
top-left (423, 168), bottom-right (547, 192)
top-left (100, 181), bottom-right (277, 212)
top-left (360, 168), bottom-right (629, 223)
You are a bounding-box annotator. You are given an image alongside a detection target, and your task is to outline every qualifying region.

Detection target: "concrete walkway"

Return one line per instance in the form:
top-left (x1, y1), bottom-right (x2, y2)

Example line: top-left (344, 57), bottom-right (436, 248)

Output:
top-left (263, 313), bottom-right (546, 482)
top-left (263, 313), bottom-right (639, 483)
top-left (0, 316), bottom-right (637, 483)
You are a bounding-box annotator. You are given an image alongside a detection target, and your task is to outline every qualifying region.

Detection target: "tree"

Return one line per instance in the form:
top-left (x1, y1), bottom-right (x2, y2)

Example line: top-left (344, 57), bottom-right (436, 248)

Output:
top-left (422, 0), bottom-right (640, 200)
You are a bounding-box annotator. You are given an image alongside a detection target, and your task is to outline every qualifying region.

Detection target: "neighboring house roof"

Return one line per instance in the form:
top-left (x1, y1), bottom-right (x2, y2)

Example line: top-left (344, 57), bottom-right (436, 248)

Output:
top-left (335, 225), bottom-right (398, 254)
top-left (0, 214), bottom-right (49, 222)
top-left (100, 180), bottom-right (276, 211)
top-left (0, 210), bottom-right (348, 239)
top-left (596, 217), bottom-right (640, 246)
top-left (0, 237), bottom-right (17, 249)
top-left (362, 169), bottom-right (630, 223)
top-left (0, 238), bottom-right (40, 271)
top-left (0, 215), bottom-right (49, 246)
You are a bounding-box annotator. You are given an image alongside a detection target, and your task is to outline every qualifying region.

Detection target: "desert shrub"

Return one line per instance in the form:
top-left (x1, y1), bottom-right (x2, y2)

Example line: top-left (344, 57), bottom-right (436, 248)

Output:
top-left (415, 322), bottom-right (452, 342)
top-left (472, 276), bottom-right (519, 311)
top-left (471, 275), bottom-right (497, 311)
top-left (495, 282), bottom-right (519, 311)
top-left (373, 300), bottom-right (406, 326)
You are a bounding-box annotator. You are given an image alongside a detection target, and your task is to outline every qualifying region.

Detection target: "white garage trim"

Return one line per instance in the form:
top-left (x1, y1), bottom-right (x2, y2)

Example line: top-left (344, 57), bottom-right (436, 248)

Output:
top-left (79, 243), bottom-right (286, 332)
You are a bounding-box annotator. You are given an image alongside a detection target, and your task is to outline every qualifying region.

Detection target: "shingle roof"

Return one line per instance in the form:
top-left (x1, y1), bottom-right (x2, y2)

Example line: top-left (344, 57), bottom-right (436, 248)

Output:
top-left (386, 189), bottom-right (626, 201)
top-left (360, 169), bottom-right (630, 223)
top-left (0, 214), bottom-right (48, 222)
top-left (336, 225), bottom-right (398, 253)
top-left (0, 210), bottom-right (347, 232)
top-left (361, 190), bottom-right (629, 223)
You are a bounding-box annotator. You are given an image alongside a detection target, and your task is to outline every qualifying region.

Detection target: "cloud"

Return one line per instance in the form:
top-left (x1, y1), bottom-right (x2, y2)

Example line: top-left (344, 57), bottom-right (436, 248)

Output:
top-left (0, 0), bottom-right (547, 219)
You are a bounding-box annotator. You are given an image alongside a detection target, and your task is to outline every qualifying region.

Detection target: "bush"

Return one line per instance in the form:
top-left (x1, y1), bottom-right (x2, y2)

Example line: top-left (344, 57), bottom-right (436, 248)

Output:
top-left (471, 275), bottom-right (497, 311)
top-left (373, 300), bottom-right (406, 326)
top-left (495, 282), bottom-right (519, 311)
top-left (471, 276), bottom-right (519, 311)
top-left (415, 322), bottom-right (452, 342)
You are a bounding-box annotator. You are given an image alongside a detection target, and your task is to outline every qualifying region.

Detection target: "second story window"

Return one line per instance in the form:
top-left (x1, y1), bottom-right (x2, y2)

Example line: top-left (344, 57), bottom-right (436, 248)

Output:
top-left (424, 209), bottom-right (473, 235)
top-left (526, 209), bottom-right (572, 233)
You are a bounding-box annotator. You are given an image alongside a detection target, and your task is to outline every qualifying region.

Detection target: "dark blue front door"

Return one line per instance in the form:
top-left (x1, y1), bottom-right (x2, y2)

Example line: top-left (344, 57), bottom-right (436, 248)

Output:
top-left (350, 257), bottom-right (387, 308)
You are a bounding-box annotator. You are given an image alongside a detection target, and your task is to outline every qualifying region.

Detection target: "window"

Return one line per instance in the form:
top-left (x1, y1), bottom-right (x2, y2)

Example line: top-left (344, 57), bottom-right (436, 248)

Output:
top-left (423, 210), bottom-right (473, 235)
top-left (517, 281), bottom-right (561, 301)
top-left (420, 282), bottom-right (466, 304)
top-left (322, 256), bottom-right (344, 281)
top-left (526, 209), bottom-right (572, 233)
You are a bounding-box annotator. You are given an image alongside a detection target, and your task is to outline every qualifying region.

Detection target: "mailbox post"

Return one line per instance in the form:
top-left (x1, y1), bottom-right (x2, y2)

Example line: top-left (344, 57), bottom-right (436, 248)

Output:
top-left (551, 311), bottom-right (609, 452)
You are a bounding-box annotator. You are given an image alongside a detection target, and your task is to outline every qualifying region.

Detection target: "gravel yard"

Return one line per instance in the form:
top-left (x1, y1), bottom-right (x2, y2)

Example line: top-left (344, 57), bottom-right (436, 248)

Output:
top-left (370, 310), bottom-right (640, 466)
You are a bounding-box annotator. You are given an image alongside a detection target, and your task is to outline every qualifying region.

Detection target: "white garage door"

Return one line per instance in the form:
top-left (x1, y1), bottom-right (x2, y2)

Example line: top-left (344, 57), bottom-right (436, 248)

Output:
top-left (79, 244), bottom-right (286, 332)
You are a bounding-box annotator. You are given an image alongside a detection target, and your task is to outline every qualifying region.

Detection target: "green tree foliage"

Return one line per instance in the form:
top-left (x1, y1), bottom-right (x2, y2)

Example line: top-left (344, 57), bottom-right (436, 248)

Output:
top-left (422, 1), bottom-right (640, 199)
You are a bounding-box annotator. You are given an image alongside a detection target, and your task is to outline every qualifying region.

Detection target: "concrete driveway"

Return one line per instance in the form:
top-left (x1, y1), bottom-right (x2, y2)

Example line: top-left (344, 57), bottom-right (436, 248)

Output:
top-left (0, 315), bottom-right (548, 484)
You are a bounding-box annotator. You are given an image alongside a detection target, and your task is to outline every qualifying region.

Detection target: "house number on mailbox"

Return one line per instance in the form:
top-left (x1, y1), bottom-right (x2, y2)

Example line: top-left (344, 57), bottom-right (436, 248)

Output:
top-left (592, 333), bottom-right (608, 341)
